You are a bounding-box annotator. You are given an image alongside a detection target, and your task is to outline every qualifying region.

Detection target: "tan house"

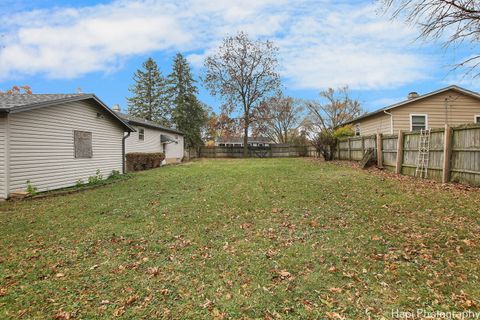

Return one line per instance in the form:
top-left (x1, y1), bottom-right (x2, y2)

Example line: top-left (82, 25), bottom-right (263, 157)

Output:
top-left (0, 94), bottom-right (134, 199)
top-left (343, 85), bottom-right (480, 136)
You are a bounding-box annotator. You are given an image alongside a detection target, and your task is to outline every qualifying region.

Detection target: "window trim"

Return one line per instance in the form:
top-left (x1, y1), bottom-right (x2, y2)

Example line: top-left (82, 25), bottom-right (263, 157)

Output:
top-left (354, 123), bottom-right (361, 136)
top-left (410, 114), bottom-right (428, 131)
top-left (475, 114), bottom-right (480, 124)
top-left (138, 127), bottom-right (145, 141)
top-left (73, 130), bottom-right (93, 159)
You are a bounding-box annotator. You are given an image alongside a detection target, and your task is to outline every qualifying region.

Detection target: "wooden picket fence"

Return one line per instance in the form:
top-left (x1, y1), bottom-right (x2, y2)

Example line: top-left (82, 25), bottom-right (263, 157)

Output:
top-left (336, 123), bottom-right (480, 186)
top-left (199, 145), bottom-right (319, 158)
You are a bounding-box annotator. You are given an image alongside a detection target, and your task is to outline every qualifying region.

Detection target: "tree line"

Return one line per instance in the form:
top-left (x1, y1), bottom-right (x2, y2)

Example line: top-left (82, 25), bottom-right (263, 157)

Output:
top-left (127, 32), bottom-right (363, 158)
top-left (127, 53), bottom-right (209, 150)
top-left (8, 0), bottom-right (477, 159)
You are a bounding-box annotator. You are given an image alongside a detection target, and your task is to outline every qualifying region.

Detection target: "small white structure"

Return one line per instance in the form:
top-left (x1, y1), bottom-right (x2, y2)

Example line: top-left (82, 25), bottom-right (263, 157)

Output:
top-left (116, 111), bottom-right (184, 164)
top-left (0, 94), bottom-right (134, 199)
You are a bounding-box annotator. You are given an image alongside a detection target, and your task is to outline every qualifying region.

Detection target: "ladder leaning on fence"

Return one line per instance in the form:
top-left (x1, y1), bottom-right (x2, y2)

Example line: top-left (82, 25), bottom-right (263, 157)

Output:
top-left (415, 129), bottom-right (431, 178)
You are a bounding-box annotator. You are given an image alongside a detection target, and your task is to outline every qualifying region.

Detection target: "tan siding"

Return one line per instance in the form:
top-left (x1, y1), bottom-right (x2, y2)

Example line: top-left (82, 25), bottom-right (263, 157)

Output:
top-left (392, 90), bottom-right (480, 132)
top-left (354, 113), bottom-right (392, 135)
top-left (125, 126), bottom-right (184, 163)
top-left (8, 101), bottom-right (125, 193)
top-left (353, 89), bottom-right (480, 136)
top-left (0, 115), bottom-right (6, 199)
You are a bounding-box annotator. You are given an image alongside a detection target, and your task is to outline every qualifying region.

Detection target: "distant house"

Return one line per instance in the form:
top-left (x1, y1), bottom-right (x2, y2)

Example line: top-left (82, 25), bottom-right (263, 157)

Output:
top-left (342, 85), bottom-right (480, 136)
top-left (0, 94), bottom-right (134, 200)
top-left (114, 108), bottom-right (184, 164)
top-left (215, 136), bottom-right (274, 147)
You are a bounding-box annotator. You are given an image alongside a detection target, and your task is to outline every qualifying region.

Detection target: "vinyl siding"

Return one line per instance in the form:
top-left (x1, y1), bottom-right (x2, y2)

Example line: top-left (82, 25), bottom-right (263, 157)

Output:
top-left (8, 100), bottom-right (125, 193)
top-left (125, 126), bottom-right (163, 153)
top-left (125, 126), bottom-right (184, 163)
top-left (353, 89), bottom-right (480, 135)
top-left (0, 115), bottom-right (6, 199)
top-left (353, 112), bottom-right (392, 135)
top-left (391, 90), bottom-right (480, 132)
top-left (164, 135), bottom-right (184, 163)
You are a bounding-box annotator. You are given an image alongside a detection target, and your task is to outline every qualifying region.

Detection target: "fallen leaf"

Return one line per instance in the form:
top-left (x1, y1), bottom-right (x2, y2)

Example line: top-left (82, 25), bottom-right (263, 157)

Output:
top-left (113, 306), bottom-right (125, 317)
top-left (53, 311), bottom-right (71, 319)
top-left (125, 295), bottom-right (138, 305)
top-left (329, 287), bottom-right (342, 294)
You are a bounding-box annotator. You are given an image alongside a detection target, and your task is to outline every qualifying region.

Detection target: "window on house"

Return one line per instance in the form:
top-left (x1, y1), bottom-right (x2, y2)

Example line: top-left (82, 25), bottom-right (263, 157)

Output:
top-left (74, 130), bottom-right (92, 158)
top-left (219, 144), bottom-right (225, 146)
top-left (475, 115), bottom-right (480, 124)
top-left (354, 124), bottom-right (361, 136)
top-left (410, 115), bottom-right (427, 131)
top-left (138, 128), bottom-right (145, 141)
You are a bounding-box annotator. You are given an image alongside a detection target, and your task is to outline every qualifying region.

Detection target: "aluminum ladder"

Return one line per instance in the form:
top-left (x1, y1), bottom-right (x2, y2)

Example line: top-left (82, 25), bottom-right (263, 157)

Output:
top-left (415, 129), bottom-right (431, 178)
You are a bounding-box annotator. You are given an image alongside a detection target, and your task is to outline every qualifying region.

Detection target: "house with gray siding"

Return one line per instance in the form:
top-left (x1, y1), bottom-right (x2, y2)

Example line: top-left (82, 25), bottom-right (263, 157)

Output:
top-left (114, 109), bottom-right (185, 164)
top-left (0, 94), bottom-right (134, 200)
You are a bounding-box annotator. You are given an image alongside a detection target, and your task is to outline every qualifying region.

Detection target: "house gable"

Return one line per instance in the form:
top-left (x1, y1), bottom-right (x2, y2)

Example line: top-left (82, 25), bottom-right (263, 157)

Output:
top-left (348, 86), bottom-right (480, 135)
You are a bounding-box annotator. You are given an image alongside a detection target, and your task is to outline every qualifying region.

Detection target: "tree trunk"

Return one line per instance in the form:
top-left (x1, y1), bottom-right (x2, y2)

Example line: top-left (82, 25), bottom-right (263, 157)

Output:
top-left (243, 124), bottom-right (249, 157)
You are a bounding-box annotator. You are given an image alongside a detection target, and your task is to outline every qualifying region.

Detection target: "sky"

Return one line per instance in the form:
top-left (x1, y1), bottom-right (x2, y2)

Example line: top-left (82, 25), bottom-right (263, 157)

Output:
top-left (0, 0), bottom-right (479, 114)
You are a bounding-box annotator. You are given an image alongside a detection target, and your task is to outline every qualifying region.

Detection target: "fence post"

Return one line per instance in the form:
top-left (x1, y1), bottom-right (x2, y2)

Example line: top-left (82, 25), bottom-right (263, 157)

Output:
top-left (376, 133), bottom-right (383, 168)
top-left (348, 138), bottom-right (352, 160)
top-left (442, 124), bottom-right (453, 184)
top-left (361, 136), bottom-right (365, 156)
top-left (395, 130), bottom-right (404, 174)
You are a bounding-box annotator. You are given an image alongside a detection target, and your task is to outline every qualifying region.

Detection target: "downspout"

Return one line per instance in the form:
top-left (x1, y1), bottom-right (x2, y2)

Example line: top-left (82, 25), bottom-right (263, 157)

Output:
top-left (383, 110), bottom-right (394, 134)
top-left (122, 132), bottom-right (130, 174)
top-left (3, 112), bottom-right (10, 199)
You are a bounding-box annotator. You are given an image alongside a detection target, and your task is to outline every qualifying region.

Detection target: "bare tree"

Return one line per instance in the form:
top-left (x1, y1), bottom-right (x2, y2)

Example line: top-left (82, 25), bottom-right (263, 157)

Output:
top-left (0, 85), bottom-right (32, 94)
top-left (253, 95), bottom-right (305, 144)
top-left (305, 87), bottom-right (362, 160)
top-left (203, 31), bottom-right (281, 155)
top-left (381, 0), bottom-right (480, 76)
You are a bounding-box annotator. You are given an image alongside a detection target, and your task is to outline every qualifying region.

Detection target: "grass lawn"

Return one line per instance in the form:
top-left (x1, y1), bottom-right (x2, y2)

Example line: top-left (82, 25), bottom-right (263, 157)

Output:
top-left (1, 158), bottom-right (479, 319)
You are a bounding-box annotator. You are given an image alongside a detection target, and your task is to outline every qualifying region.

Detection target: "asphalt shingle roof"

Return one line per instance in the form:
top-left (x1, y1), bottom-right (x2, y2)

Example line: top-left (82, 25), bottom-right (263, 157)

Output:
top-left (0, 93), bottom-right (134, 131)
top-left (0, 94), bottom-right (84, 111)
top-left (116, 112), bottom-right (183, 135)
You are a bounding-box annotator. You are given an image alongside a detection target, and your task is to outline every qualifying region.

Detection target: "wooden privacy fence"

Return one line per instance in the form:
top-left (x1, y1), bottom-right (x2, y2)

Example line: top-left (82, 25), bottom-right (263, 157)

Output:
top-left (336, 123), bottom-right (480, 186)
top-left (199, 145), bottom-right (319, 158)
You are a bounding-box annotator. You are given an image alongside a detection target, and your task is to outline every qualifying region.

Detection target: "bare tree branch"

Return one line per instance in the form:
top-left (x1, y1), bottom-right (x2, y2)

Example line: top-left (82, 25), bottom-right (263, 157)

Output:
top-left (203, 32), bottom-right (281, 155)
top-left (381, 0), bottom-right (480, 76)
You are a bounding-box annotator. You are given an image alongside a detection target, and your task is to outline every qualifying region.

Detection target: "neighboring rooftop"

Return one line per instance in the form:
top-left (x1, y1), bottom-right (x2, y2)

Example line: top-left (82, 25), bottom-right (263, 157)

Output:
top-left (116, 112), bottom-right (183, 135)
top-left (340, 85), bottom-right (480, 126)
top-left (216, 136), bottom-right (273, 143)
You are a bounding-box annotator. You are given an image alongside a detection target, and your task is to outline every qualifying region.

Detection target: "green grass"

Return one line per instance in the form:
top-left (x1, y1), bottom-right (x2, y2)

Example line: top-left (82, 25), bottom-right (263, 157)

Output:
top-left (1, 158), bottom-right (479, 319)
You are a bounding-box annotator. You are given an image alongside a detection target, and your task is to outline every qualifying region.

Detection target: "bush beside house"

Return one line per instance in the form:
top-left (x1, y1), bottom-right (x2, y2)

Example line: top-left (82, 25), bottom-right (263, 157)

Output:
top-left (126, 152), bottom-right (166, 172)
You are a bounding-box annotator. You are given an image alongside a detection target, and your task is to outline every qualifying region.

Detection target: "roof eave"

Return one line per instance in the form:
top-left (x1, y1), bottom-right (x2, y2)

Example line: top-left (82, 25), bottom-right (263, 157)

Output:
top-left (338, 85), bottom-right (480, 127)
top-left (127, 119), bottom-right (184, 135)
top-left (5, 94), bottom-right (135, 132)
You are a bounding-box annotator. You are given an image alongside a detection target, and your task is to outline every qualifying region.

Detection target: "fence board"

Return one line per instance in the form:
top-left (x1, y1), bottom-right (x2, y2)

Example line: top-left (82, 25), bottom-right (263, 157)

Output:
top-left (382, 134), bottom-right (398, 170)
top-left (199, 144), bottom-right (313, 159)
top-left (335, 124), bottom-right (480, 187)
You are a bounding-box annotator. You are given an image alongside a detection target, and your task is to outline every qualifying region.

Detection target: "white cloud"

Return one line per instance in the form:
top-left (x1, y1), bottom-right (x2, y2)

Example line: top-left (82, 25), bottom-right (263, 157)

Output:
top-left (0, 0), bottom-right (432, 90)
